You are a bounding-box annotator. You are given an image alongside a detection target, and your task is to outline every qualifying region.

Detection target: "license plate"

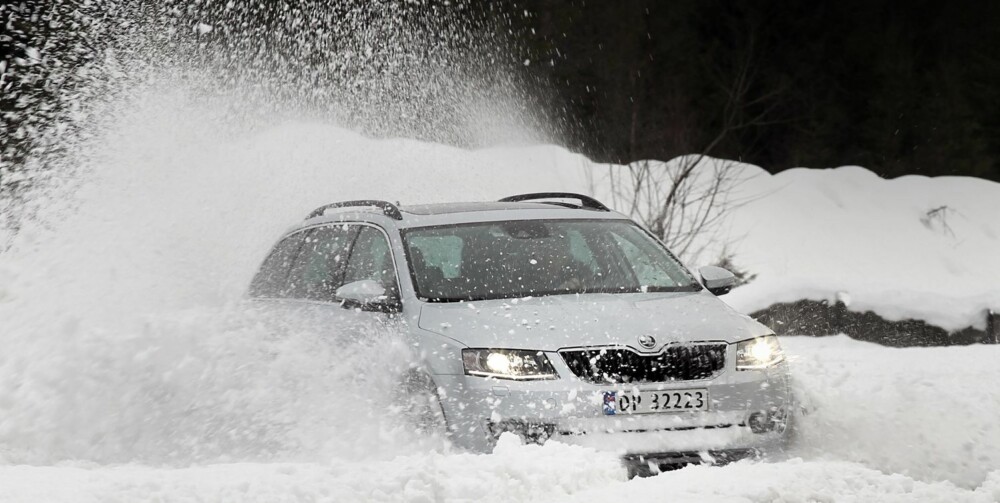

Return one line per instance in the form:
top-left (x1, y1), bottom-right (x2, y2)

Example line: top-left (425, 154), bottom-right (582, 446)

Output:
top-left (602, 389), bottom-right (708, 415)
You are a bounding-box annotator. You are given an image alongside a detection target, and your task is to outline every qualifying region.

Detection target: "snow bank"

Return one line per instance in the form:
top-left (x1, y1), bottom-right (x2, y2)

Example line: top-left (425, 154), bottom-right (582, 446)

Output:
top-left (717, 166), bottom-right (1000, 331)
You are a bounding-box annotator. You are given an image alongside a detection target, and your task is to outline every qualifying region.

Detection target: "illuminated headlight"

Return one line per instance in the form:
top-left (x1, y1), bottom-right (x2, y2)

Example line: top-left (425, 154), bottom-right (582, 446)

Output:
top-left (735, 335), bottom-right (785, 370)
top-left (462, 349), bottom-right (558, 380)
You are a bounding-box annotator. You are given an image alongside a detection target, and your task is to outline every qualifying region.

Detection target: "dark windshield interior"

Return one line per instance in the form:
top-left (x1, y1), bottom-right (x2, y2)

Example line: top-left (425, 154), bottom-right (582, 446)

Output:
top-left (402, 219), bottom-right (700, 302)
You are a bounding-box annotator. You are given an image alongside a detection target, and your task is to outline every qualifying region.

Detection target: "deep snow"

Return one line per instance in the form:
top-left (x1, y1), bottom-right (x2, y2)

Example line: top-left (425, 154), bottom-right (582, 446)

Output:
top-left (0, 337), bottom-right (997, 502)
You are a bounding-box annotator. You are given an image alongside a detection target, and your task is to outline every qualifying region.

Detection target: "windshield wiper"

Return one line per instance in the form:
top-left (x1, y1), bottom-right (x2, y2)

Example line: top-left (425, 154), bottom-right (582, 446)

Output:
top-left (421, 284), bottom-right (701, 303)
top-left (422, 296), bottom-right (469, 303)
top-left (642, 283), bottom-right (702, 293)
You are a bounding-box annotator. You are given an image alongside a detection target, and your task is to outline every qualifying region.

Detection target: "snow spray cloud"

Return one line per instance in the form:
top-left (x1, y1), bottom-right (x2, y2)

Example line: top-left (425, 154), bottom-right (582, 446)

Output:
top-left (160, 0), bottom-right (550, 145)
top-left (0, 0), bottom-right (547, 464)
top-left (1, 0), bottom-right (549, 240)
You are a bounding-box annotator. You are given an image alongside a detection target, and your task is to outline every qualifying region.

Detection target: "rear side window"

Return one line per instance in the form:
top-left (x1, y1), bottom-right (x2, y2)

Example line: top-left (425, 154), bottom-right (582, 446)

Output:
top-left (248, 231), bottom-right (307, 298)
top-left (285, 225), bottom-right (356, 301)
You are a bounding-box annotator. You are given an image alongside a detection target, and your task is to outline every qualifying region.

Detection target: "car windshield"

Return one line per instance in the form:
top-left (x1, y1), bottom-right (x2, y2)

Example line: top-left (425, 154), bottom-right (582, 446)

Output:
top-left (402, 219), bottom-right (700, 302)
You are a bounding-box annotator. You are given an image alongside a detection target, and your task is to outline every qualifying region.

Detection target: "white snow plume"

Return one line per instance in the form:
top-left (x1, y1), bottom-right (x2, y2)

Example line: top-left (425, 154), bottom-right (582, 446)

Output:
top-left (143, 0), bottom-right (549, 149)
top-left (0, 0), bottom-right (549, 465)
top-left (1, 0), bottom-right (549, 246)
top-left (0, 302), bottom-right (434, 465)
top-left (0, 88), bottom-right (475, 464)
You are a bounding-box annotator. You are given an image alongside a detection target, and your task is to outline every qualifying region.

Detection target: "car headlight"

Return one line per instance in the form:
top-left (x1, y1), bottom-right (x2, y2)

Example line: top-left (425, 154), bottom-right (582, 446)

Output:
top-left (735, 335), bottom-right (785, 370)
top-left (462, 349), bottom-right (558, 380)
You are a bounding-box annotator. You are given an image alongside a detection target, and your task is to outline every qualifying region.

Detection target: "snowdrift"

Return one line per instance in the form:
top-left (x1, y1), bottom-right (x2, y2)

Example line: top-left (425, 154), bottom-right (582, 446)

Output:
top-left (718, 166), bottom-right (1000, 332)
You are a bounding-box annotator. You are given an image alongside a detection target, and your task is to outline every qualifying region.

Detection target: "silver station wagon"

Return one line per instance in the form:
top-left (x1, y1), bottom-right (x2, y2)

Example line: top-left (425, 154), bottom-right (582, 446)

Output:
top-left (248, 193), bottom-right (795, 476)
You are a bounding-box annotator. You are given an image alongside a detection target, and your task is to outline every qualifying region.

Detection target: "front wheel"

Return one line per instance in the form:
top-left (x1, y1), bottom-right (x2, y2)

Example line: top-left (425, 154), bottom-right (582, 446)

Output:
top-left (396, 371), bottom-right (449, 437)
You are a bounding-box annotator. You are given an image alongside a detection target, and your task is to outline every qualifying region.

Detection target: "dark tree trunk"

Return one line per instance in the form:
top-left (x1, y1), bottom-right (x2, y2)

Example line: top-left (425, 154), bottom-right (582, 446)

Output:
top-left (988, 310), bottom-right (999, 344)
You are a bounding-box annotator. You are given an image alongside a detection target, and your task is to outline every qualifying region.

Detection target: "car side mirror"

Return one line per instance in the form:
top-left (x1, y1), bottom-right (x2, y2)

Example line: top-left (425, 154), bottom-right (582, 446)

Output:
top-left (698, 266), bottom-right (736, 296)
top-left (335, 279), bottom-right (399, 312)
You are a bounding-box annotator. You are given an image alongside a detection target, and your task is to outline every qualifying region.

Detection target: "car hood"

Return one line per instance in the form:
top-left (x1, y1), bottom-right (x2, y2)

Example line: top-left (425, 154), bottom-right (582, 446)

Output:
top-left (417, 291), bottom-right (772, 352)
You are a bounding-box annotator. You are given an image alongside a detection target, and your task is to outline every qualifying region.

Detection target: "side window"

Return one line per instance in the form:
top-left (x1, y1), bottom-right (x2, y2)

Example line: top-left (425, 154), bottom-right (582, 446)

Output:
top-left (248, 232), bottom-right (307, 298)
top-left (285, 225), bottom-right (356, 301)
top-left (343, 226), bottom-right (399, 297)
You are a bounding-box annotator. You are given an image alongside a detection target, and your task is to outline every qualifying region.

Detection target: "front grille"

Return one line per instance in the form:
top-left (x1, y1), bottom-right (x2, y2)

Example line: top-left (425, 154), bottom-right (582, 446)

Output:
top-left (561, 344), bottom-right (727, 384)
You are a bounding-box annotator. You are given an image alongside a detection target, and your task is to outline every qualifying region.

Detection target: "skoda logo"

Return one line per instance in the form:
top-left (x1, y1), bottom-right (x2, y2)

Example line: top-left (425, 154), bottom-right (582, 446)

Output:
top-left (637, 335), bottom-right (657, 349)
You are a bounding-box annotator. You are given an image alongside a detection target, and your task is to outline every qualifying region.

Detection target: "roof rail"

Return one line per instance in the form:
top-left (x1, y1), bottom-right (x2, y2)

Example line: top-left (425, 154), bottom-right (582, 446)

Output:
top-left (305, 200), bottom-right (403, 220)
top-left (498, 192), bottom-right (611, 212)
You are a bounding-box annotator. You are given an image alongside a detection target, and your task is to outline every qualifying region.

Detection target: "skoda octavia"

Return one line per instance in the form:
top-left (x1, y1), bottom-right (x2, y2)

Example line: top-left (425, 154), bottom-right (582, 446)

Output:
top-left (248, 193), bottom-right (795, 475)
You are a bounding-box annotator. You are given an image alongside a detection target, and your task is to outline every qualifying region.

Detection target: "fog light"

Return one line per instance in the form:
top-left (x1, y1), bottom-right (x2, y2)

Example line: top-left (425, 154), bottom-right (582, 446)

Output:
top-left (769, 406), bottom-right (789, 434)
top-left (748, 412), bottom-right (769, 433)
top-left (486, 419), bottom-right (555, 444)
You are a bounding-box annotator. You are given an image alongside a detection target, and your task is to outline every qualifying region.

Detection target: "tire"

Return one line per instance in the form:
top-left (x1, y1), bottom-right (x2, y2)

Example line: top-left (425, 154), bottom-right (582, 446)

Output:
top-left (397, 371), bottom-right (449, 436)
top-left (770, 402), bottom-right (805, 456)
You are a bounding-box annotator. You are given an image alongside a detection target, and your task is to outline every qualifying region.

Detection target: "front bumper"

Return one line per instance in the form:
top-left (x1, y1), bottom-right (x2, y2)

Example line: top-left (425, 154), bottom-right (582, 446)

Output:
top-left (434, 352), bottom-right (793, 456)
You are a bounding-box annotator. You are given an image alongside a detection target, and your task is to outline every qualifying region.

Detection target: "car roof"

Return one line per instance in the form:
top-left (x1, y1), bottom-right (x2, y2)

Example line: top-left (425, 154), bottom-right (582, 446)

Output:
top-left (297, 200), bottom-right (631, 231)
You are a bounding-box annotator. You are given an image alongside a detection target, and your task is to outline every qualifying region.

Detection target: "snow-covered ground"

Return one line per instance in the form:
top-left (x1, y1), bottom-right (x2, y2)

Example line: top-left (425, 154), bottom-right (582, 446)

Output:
top-left (2, 88), bottom-right (999, 501)
top-left (0, 336), bottom-right (997, 502)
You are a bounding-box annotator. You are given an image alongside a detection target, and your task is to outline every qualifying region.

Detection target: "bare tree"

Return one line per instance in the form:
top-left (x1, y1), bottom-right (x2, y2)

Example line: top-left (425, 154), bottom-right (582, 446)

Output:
top-left (605, 155), bottom-right (744, 264)
top-left (601, 28), bottom-right (785, 267)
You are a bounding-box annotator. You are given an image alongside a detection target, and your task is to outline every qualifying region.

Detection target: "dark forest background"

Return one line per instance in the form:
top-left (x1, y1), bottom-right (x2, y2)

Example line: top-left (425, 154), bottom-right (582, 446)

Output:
top-left (3, 0), bottom-right (1000, 181)
top-left (498, 0), bottom-right (1000, 180)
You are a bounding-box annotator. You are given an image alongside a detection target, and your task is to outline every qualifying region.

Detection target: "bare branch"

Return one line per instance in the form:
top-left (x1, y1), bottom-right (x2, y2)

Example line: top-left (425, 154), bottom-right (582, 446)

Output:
top-left (605, 24), bottom-right (784, 268)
